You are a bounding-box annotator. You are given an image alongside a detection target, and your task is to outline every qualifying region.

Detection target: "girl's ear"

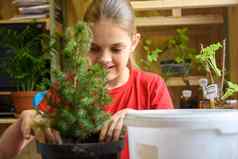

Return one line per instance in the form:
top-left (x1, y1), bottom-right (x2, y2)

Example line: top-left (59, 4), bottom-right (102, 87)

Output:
top-left (131, 33), bottom-right (141, 52)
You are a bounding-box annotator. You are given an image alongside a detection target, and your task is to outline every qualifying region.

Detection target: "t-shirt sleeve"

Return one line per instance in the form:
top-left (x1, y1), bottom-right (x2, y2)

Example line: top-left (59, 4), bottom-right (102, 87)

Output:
top-left (150, 76), bottom-right (174, 109)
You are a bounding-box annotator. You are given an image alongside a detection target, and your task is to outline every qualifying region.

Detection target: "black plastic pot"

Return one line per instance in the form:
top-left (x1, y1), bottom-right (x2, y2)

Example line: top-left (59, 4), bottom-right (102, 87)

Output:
top-left (160, 61), bottom-right (191, 76)
top-left (37, 140), bottom-right (124, 159)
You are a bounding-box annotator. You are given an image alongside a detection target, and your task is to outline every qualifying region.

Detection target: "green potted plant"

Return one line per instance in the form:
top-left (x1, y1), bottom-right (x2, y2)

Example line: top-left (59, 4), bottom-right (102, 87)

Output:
top-left (142, 27), bottom-right (197, 76)
top-left (196, 41), bottom-right (238, 108)
top-left (0, 24), bottom-right (50, 114)
top-left (33, 21), bottom-right (124, 159)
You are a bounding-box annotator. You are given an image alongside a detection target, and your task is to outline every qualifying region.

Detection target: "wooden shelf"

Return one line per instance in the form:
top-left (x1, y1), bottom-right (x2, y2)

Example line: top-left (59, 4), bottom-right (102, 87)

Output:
top-left (131, 0), bottom-right (238, 11)
top-left (0, 92), bottom-right (11, 95)
top-left (0, 18), bottom-right (49, 24)
top-left (166, 76), bottom-right (204, 87)
top-left (0, 18), bottom-right (62, 33)
top-left (0, 118), bottom-right (17, 124)
top-left (135, 14), bottom-right (224, 27)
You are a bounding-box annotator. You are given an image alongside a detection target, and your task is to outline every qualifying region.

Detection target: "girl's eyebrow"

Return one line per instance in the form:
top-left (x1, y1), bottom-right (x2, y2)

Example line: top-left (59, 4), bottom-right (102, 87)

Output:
top-left (111, 43), bottom-right (127, 48)
top-left (91, 42), bottom-right (98, 46)
top-left (91, 43), bottom-right (100, 48)
top-left (92, 42), bottom-right (127, 48)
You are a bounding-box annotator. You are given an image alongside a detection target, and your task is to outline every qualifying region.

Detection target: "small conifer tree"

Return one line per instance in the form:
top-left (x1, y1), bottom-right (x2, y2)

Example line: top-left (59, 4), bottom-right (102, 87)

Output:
top-left (36, 21), bottom-right (111, 142)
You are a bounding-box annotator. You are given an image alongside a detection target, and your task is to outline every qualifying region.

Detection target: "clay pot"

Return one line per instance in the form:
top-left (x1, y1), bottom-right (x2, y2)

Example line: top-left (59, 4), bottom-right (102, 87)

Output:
top-left (11, 91), bottom-right (36, 114)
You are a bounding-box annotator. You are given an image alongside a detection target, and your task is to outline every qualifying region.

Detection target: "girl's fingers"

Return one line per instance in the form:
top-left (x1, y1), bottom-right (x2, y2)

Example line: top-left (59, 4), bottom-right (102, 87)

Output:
top-left (21, 122), bottom-right (31, 139)
top-left (45, 128), bottom-right (55, 144)
top-left (101, 109), bottom-right (131, 142)
top-left (99, 120), bottom-right (111, 141)
top-left (105, 111), bottom-right (125, 142)
top-left (113, 116), bottom-right (124, 141)
top-left (34, 128), bottom-right (62, 144)
top-left (107, 118), bottom-right (118, 139)
top-left (106, 115), bottom-right (122, 142)
top-left (34, 127), bottom-right (46, 143)
top-left (19, 110), bottom-right (62, 144)
top-left (53, 130), bottom-right (63, 144)
top-left (20, 110), bottom-right (36, 139)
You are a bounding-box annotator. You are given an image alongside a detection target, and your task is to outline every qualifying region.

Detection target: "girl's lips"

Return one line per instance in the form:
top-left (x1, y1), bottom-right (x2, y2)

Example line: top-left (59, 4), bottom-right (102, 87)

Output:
top-left (104, 64), bottom-right (115, 70)
top-left (106, 67), bottom-right (114, 72)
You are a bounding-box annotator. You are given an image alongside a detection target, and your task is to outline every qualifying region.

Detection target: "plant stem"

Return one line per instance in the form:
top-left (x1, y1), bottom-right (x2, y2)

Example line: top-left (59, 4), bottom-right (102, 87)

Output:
top-left (220, 39), bottom-right (226, 97)
top-left (201, 44), bottom-right (214, 83)
top-left (201, 44), bottom-right (215, 108)
top-left (210, 99), bottom-right (215, 109)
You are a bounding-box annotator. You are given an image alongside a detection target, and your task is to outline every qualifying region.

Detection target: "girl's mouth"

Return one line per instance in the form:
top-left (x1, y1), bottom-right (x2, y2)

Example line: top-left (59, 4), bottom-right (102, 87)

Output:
top-left (105, 64), bottom-right (114, 70)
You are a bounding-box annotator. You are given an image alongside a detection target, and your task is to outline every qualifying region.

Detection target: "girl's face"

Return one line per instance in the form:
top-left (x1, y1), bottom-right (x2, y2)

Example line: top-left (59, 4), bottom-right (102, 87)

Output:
top-left (88, 19), bottom-right (140, 88)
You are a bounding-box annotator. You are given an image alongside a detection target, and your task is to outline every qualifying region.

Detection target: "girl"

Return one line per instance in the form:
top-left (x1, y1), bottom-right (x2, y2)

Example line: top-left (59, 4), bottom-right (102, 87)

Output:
top-left (84, 1), bottom-right (173, 158)
top-left (0, 0), bottom-right (173, 159)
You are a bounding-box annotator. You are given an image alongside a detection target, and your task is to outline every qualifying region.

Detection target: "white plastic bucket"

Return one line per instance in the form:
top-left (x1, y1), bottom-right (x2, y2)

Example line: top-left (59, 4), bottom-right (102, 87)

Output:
top-left (124, 109), bottom-right (238, 159)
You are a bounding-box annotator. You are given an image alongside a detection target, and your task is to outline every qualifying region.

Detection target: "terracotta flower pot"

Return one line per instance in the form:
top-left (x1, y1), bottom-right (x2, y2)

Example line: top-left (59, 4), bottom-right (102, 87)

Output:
top-left (37, 140), bottom-right (124, 159)
top-left (11, 91), bottom-right (36, 114)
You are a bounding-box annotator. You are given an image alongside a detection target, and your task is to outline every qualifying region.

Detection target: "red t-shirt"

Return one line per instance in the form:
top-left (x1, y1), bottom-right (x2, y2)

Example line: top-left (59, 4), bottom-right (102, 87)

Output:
top-left (105, 68), bottom-right (173, 159)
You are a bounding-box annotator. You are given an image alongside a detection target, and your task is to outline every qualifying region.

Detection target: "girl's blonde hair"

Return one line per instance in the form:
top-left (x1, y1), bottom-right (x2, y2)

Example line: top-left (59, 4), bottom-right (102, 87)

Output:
top-left (84, 0), bottom-right (137, 68)
top-left (84, 0), bottom-right (136, 35)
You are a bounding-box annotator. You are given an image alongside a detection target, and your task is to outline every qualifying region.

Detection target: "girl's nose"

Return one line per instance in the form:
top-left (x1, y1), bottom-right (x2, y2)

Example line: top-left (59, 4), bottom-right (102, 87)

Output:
top-left (98, 50), bottom-right (112, 63)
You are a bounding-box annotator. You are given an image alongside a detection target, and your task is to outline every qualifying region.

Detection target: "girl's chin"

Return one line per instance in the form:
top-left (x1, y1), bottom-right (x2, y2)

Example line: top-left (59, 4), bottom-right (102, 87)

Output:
top-left (106, 68), bottom-right (117, 80)
top-left (106, 74), bottom-right (118, 82)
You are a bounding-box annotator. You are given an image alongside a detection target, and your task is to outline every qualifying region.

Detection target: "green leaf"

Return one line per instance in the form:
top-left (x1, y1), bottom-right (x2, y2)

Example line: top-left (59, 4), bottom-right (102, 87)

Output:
top-left (144, 39), bottom-right (152, 46)
top-left (196, 42), bottom-right (222, 77)
top-left (222, 81), bottom-right (238, 100)
top-left (147, 48), bottom-right (162, 62)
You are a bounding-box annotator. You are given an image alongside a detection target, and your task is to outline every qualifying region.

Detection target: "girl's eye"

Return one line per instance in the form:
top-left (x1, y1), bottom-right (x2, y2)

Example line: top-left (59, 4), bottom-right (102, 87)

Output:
top-left (90, 46), bottom-right (101, 53)
top-left (111, 48), bottom-right (122, 53)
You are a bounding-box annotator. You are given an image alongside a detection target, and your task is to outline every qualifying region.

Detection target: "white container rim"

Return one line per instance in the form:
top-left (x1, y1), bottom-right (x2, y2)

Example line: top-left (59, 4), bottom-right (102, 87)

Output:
top-left (124, 109), bottom-right (238, 134)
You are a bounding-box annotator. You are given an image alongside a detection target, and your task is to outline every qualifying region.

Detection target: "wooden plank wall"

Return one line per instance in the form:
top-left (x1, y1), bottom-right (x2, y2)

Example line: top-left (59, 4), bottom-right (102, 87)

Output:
top-left (66, 0), bottom-right (92, 26)
top-left (228, 6), bottom-right (238, 82)
top-left (228, 6), bottom-right (238, 98)
top-left (0, 0), bottom-right (18, 19)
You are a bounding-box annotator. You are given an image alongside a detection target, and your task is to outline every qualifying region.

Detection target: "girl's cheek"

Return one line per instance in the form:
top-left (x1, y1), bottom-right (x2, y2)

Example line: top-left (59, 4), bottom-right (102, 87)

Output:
top-left (88, 54), bottom-right (97, 64)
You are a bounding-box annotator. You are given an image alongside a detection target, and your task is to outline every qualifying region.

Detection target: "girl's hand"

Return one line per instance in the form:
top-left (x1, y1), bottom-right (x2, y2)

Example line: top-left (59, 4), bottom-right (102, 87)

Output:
top-left (99, 108), bottom-right (132, 142)
top-left (19, 110), bottom-right (37, 140)
top-left (19, 110), bottom-right (62, 144)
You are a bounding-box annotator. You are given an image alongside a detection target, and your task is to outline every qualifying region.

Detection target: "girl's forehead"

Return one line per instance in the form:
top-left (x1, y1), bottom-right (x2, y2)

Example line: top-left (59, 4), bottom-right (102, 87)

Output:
top-left (90, 19), bottom-right (130, 35)
top-left (90, 20), bottom-right (132, 46)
